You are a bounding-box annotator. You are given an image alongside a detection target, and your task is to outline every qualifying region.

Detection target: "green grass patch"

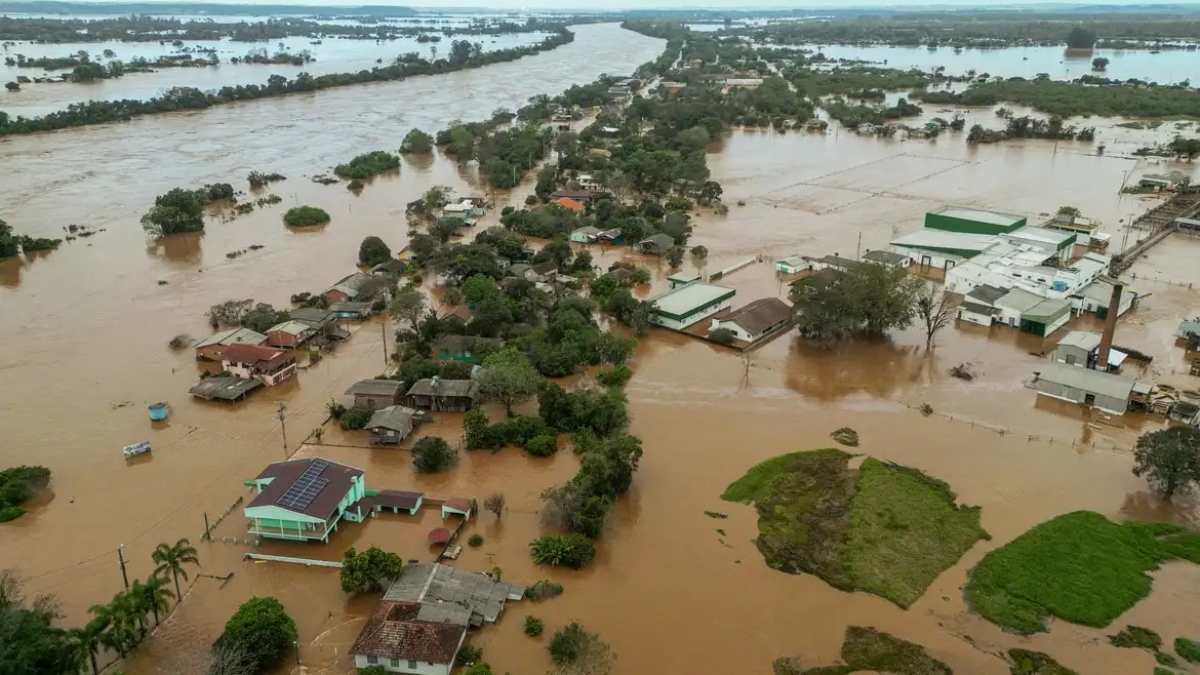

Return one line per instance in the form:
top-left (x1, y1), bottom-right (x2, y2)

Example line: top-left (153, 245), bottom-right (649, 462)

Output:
top-left (1109, 625), bottom-right (1162, 650)
top-left (844, 459), bottom-right (989, 607)
top-left (965, 512), bottom-right (1200, 634)
top-left (1175, 637), bottom-right (1200, 663)
top-left (773, 626), bottom-right (952, 675)
top-left (1157, 651), bottom-right (1178, 667)
top-left (1007, 649), bottom-right (1078, 674)
top-left (723, 450), bottom-right (987, 608)
top-left (1153, 668), bottom-right (1176, 675)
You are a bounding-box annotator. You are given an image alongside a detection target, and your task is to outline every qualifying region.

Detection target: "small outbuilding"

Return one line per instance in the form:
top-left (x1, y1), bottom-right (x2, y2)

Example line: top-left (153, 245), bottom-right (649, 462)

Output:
top-left (1034, 363), bottom-right (1136, 415)
top-left (405, 377), bottom-right (479, 412)
top-left (638, 233), bottom-right (676, 256)
top-left (193, 327), bottom-right (268, 362)
top-left (345, 379), bottom-right (406, 410)
top-left (364, 405), bottom-right (418, 446)
top-left (570, 225), bottom-right (601, 244)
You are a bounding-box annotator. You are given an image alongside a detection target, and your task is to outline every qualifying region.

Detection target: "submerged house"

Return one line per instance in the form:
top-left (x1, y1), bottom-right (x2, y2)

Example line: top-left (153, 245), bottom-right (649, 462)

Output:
top-left (193, 327), bottom-right (268, 362)
top-left (405, 377), bottom-right (479, 412)
top-left (638, 233), bottom-right (675, 256)
top-left (709, 298), bottom-right (793, 343)
top-left (220, 344), bottom-right (298, 386)
top-left (364, 406), bottom-right (419, 446)
top-left (265, 320), bottom-right (318, 349)
top-left (324, 273), bottom-right (375, 305)
top-left (345, 379), bottom-right (406, 410)
top-left (243, 458), bottom-right (367, 542)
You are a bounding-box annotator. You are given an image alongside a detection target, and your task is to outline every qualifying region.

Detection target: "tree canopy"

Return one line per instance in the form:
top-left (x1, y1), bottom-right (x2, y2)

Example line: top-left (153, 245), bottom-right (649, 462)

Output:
top-left (1133, 427), bottom-right (1200, 499)
top-left (790, 262), bottom-right (923, 346)
top-left (478, 348), bottom-right (543, 415)
top-left (283, 206), bottom-right (330, 227)
top-left (412, 436), bottom-right (457, 473)
top-left (358, 236), bottom-right (392, 267)
top-left (340, 546), bottom-right (404, 594)
top-left (400, 128), bottom-right (434, 154)
top-left (212, 597), bottom-right (297, 675)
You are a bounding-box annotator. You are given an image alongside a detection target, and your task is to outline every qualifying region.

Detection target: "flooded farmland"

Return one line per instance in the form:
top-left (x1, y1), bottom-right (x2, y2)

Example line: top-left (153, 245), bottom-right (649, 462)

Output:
top-left (4, 19), bottom-right (1200, 675)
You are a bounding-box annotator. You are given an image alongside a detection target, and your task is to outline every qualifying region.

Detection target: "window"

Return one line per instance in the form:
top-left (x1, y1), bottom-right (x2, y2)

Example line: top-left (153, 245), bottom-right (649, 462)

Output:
top-left (408, 660), bottom-right (418, 669)
top-left (367, 656), bottom-right (378, 665)
top-left (391, 658), bottom-right (401, 667)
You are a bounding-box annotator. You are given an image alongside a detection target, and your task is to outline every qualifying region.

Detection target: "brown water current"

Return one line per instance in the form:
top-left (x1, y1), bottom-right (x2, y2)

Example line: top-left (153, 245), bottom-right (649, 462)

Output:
top-left (4, 24), bottom-right (1200, 674)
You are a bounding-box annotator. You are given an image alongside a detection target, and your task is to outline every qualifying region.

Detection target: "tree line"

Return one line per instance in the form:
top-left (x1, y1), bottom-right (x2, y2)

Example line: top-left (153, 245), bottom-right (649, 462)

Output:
top-left (0, 218), bottom-right (62, 260)
top-left (0, 27), bottom-right (575, 137)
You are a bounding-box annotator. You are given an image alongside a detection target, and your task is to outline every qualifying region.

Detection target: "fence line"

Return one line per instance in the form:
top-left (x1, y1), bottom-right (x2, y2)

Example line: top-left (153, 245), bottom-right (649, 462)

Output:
top-left (900, 403), bottom-right (1134, 455)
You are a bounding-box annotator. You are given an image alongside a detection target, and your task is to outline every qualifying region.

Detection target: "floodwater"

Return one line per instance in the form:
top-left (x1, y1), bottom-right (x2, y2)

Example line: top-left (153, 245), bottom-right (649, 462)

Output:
top-left (797, 42), bottom-right (1200, 84)
top-left (4, 20), bottom-right (1200, 675)
top-left (1, 31), bottom-right (554, 117)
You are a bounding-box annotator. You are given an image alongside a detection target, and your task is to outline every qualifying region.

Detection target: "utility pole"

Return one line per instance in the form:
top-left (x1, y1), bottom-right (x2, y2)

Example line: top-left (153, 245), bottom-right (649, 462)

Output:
top-left (117, 544), bottom-right (129, 591)
top-left (276, 402), bottom-right (288, 458)
top-left (381, 321), bottom-right (388, 366)
top-left (856, 231), bottom-right (862, 260)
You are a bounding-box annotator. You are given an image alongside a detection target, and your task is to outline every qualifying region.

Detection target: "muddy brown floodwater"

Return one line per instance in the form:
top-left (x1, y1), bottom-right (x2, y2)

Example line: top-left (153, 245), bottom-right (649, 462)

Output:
top-left (4, 23), bottom-right (1200, 675)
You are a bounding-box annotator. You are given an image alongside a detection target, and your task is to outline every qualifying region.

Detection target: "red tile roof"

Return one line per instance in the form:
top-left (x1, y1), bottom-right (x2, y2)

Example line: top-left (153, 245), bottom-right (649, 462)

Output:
top-left (221, 343), bottom-right (295, 368)
top-left (351, 601), bottom-right (466, 665)
top-left (554, 197), bottom-right (586, 212)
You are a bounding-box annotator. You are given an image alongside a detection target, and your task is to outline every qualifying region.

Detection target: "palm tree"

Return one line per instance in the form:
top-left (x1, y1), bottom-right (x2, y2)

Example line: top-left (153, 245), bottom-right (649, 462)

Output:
top-left (126, 581), bottom-right (150, 638)
top-left (88, 594), bottom-right (139, 658)
top-left (65, 623), bottom-right (102, 675)
top-left (151, 538), bottom-right (200, 601)
top-left (138, 575), bottom-right (174, 626)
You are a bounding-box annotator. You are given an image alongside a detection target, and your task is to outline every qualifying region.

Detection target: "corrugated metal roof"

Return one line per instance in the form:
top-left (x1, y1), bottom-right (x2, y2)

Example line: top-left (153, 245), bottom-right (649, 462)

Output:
top-left (1037, 363), bottom-right (1136, 400)
top-left (1057, 331), bottom-right (1101, 351)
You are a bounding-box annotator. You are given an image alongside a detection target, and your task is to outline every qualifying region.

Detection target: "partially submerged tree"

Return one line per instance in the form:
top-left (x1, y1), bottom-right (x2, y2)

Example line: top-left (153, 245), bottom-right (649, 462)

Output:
top-left (915, 284), bottom-right (959, 350)
top-left (388, 286), bottom-right (426, 329)
top-left (790, 261), bottom-right (923, 347)
top-left (141, 188), bottom-right (205, 237)
top-left (205, 299), bottom-right (254, 329)
top-left (484, 493), bottom-right (505, 520)
top-left (340, 546), bottom-right (404, 593)
top-left (478, 348), bottom-right (543, 416)
top-left (358, 236), bottom-right (392, 267)
top-left (1133, 427), bottom-right (1200, 500)
top-left (412, 436), bottom-right (457, 473)
top-left (151, 538), bottom-right (199, 602)
top-left (400, 128), bottom-right (434, 154)
top-left (212, 597), bottom-right (297, 675)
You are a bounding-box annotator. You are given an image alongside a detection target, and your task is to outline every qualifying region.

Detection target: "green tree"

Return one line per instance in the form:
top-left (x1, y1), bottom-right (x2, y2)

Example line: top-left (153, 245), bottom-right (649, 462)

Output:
top-left (239, 303), bottom-right (290, 333)
top-left (665, 246), bottom-right (684, 269)
top-left (282, 206), bottom-right (330, 227)
top-left (151, 538), bottom-right (200, 602)
top-left (340, 546), bottom-right (404, 593)
top-left (1065, 26), bottom-right (1097, 49)
top-left (400, 128), bottom-right (434, 154)
top-left (690, 245), bottom-right (708, 259)
top-left (530, 534), bottom-right (596, 569)
top-left (412, 436), bottom-right (457, 473)
top-left (358, 236), bottom-right (392, 266)
top-left (212, 597), bottom-right (297, 674)
top-left (478, 348), bottom-right (543, 415)
top-left (141, 188), bottom-right (204, 237)
top-left (1092, 57), bottom-right (1109, 70)
top-left (791, 261), bottom-right (922, 346)
top-left (535, 164), bottom-right (558, 201)
top-left (462, 274), bottom-right (500, 305)
top-left (0, 570), bottom-right (79, 674)
top-left (205, 299), bottom-right (254, 329)
top-left (1133, 427), bottom-right (1200, 500)
top-left (389, 286), bottom-right (426, 328)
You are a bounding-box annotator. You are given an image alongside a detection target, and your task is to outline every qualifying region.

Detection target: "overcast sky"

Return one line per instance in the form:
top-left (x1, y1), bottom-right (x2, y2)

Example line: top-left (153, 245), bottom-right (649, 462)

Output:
top-left (66, 0), bottom-right (1200, 8)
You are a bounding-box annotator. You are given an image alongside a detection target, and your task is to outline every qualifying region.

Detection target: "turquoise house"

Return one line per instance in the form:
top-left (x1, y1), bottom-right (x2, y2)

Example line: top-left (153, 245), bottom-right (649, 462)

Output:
top-left (243, 458), bottom-right (367, 543)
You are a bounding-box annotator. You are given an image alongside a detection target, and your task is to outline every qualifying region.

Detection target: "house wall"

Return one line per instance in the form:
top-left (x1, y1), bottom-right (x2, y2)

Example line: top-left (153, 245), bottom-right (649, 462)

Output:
top-left (195, 344), bottom-right (226, 362)
top-left (354, 654), bottom-right (451, 675)
top-left (1055, 344), bottom-right (1093, 367)
top-left (776, 260), bottom-right (807, 274)
top-left (995, 305), bottom-right (1023, 328)
top-left (355, 393), bottom-right (400, 410)
top-left (324, 289), bottom-right (350, 305)
top-left (267, 331), bottom-right (306, 348)
top-left (1035, 381), bottom-right (1128, 414)
top-left (370, 425), bottom-right (411, 445)
top-left (894, 246), bottom-right (969, 271)
top-left (957, 307), bottom-right (995, 327)
top-left (652, 296), bottom-right (735, 331)
top-left (337, 475), bottom-right (367, 520)
top-left (710, 319), bottom-right (753, 342)
top-left (260, 364), bottom-right (298, 386)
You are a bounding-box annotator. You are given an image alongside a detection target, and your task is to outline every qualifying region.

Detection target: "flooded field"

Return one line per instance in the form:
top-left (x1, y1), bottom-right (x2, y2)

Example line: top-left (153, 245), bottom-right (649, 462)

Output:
top-left (806, 42), bottom-right (1200, 84)
top-left (4, 20), bottom-right (1200, 675)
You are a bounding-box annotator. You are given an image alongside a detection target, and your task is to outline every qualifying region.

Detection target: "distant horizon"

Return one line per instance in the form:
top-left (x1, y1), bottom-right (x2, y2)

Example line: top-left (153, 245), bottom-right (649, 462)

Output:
top-left (10, 0), bottom-right (1200, 11)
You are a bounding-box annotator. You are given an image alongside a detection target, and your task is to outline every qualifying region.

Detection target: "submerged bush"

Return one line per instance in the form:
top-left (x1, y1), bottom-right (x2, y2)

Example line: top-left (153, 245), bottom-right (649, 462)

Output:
top-left (282, 206), bottom-right (330, 227)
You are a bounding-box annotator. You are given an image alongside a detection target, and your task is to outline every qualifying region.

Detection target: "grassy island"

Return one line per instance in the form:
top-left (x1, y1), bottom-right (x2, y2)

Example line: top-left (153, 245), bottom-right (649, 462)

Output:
top-left (965, 511), bottom-right (1200, 634)
top-left (773, 626), bottom-right (952, 675)
top-left (723, 449), bottom-right (988, 608)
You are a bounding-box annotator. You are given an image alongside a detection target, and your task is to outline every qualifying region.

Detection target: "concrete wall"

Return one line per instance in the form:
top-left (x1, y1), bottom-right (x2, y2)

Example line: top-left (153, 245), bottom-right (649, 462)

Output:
top-left (1055, 344), bottom-right (1092, 367)
top-left (354, 654), bottom-right (451, 675)
top-left (957, 307), bottom-right (994, 327)
top-left (894, 246), bottom-right (967, 271)
top-left (651, 296), bottom-right (734, 330)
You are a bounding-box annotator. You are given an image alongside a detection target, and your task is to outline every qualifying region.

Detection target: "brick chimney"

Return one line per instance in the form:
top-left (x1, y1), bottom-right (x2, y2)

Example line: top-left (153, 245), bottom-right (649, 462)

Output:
top-left (1096, 282), bottom-right (1124, 371)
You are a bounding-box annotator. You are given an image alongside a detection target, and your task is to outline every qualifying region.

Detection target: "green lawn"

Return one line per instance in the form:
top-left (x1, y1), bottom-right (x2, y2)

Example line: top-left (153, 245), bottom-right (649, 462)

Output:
top-left (843, 459), bottom-right (989, 608)
top-left (773, 626), bottom-right (952, 675)
top-left (722, 450), bottom-right (987, 608)
top-left (965, 511), bottom-right (1200, 634)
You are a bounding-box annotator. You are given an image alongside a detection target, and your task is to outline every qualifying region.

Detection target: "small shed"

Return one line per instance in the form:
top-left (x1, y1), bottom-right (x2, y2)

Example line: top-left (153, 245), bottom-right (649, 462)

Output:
top-left (364, 405), bottom-right (418, 446)
top-left (1055, 331), bottom-right (1102, 368)
top-left (441, 497), bottom-right (473, 520)
top-left (861, 250), bottom-right (908, 267)
top-left (371, 490), bottom-right (424, 515)
top-left (1034, 363), bottom-right (1135, 415)
top-left (405, 377), bottom-right (480, 412)
top-left (638, 233), bottom-right (675, 256)
top-left (710, 297), bottom-right (794, 343)
top-left (344, 379), bottom-right (405, 409)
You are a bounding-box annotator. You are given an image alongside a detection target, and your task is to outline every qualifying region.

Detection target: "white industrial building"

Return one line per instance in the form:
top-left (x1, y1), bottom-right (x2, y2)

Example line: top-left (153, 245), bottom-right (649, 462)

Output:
top-left (649, 281), bottom-right (736, 330)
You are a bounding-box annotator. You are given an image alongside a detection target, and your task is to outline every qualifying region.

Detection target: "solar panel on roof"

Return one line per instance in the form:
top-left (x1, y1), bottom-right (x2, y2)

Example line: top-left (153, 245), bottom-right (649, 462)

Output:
top-left (276, 459), bottom-right (332, 511)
